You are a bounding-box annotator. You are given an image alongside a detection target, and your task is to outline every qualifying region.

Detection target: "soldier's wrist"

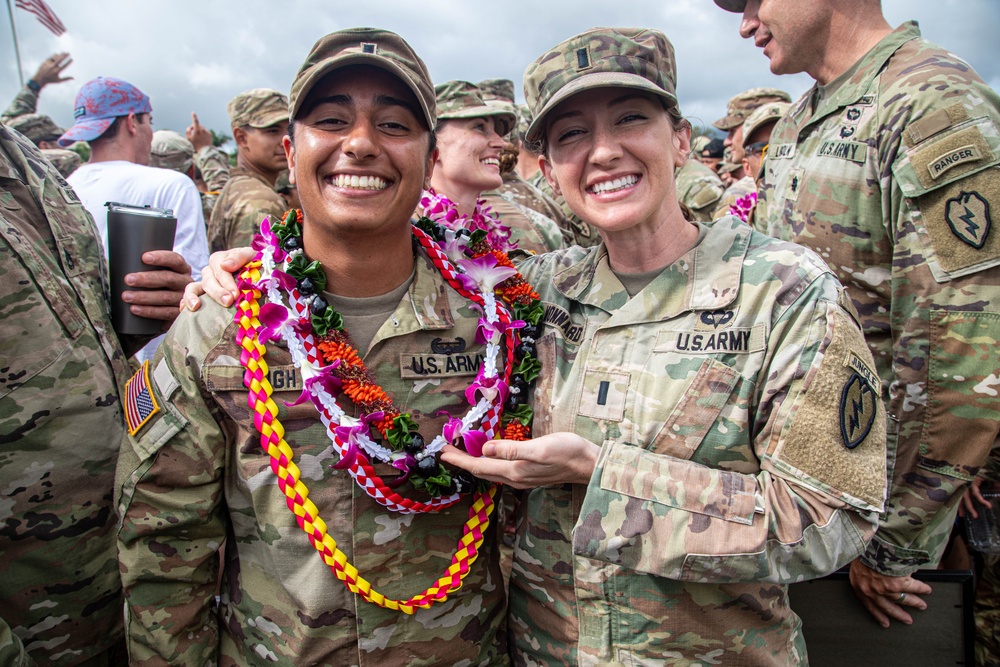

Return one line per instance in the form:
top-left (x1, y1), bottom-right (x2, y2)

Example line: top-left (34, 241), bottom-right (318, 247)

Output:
top-left (860, 534), bottom-right (930, 577)
top-left (26, 79), bottom-right (41, 93)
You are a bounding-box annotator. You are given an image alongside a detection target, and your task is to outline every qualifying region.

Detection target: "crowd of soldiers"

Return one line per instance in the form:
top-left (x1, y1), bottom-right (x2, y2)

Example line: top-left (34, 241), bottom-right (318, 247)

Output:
top-left (1, 0), bottom-right (999, 665)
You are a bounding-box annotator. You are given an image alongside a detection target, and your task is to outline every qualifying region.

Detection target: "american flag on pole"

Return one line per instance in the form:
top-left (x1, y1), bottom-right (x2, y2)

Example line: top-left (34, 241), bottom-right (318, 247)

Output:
top-left (15, 0), bottom-right (66, 36)
top-left (124, 361), bottom-right (160, 436)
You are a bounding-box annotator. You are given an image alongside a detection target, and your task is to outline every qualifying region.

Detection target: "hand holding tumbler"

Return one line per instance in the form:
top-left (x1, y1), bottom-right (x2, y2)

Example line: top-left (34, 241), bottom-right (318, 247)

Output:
top-left (106, 202), bottom-right (177, 335)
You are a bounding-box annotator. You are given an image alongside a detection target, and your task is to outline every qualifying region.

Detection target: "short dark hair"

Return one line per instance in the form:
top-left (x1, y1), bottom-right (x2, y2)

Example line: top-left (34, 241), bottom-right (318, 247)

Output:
top-left (89, 113), bottom-right (149, 146)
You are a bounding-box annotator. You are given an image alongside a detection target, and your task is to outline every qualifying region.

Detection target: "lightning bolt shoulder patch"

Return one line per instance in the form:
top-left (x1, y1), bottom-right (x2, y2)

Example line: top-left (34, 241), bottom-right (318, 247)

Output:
top-left (945, 191), bottom-right (991, 248)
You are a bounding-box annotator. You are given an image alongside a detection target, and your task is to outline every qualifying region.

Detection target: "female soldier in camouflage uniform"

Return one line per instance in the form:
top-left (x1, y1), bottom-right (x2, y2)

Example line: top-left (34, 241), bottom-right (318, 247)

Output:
top-left (441, 27), bottom-right (889, 666)
top-left (194, 28), bottom-right (890, 666)
top-left (423, 81), bottom-right (563, 258)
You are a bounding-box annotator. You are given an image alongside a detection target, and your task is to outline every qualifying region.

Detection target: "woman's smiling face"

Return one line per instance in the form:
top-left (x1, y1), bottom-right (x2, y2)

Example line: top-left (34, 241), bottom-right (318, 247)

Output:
top-left (539, 87), bottom-right (690, 239)
top-left (430, 116), bottom-right (506, 202)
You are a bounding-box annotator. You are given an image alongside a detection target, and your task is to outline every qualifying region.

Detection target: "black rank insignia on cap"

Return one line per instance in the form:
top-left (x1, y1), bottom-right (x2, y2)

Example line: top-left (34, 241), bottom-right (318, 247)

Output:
top-left (576, 47), bottom-right (591, 70)
top-left (840, 372), bottom-right (878, 449)
top-left (945, 191), bottom-right (991, 248)
top-left (361, 42), bottom-right (377, 54)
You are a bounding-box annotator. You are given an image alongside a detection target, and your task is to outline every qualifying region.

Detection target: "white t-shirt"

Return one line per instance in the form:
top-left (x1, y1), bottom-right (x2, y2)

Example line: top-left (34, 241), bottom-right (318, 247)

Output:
top-left (68, 160), bottom-right (210, 362)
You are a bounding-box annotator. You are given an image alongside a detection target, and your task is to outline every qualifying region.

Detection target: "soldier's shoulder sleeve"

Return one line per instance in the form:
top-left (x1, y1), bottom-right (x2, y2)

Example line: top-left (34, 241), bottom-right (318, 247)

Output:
top-left (116, 300), bottom-right (234, 666)
top-left (194, 146), bottom-right (231, 192)
top-left (225, 178), bottom-right (286, 251)
top-left (1, 86), bottom-right (38, 123)
top-left (886, 54), bottom-right (1000, 281)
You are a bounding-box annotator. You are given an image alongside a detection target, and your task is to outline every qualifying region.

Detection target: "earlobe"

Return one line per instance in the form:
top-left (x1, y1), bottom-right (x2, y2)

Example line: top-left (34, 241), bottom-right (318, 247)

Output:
top-left (283, 135), bottom-right (295, 182)
top-left (539, 155), bottom-right (561, 196)
top-left (424, 147), bottom-right (439, 190)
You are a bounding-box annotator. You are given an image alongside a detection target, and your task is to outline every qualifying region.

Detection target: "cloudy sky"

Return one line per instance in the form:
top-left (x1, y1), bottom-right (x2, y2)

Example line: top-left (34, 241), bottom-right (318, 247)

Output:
top-left (3, 0), bottom-right (999, 142)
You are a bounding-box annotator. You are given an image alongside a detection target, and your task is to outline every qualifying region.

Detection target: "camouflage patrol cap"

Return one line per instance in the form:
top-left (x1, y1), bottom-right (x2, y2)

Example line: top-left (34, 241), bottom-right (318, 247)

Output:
top-left (228, 88), bottom-right (288, 129)
top-left (523, 27), bottom-right (678, 145)
top-left (41, 148), bottom-right (82, 178)
top-left (742, 101), bottom-right (791, 146)
top-left (713, 0), bottom-right (747, 12)
top-left (9, 113), bottom-right (65, 144)
top-left (713, 87), bottom-right (791, 130)
top-left (477, 78), bottom-right (515, 104)
top-left (436, 81), bottom-right (516, 136)
top-left (289, 28), bottom-right (435, 129)
top-left (150, 129), bottom-right (195, 173)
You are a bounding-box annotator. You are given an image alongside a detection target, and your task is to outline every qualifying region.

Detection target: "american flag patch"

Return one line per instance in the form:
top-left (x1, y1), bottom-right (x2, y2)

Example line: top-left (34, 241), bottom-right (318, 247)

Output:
top-left (125, 360), bottom-right (160, 436)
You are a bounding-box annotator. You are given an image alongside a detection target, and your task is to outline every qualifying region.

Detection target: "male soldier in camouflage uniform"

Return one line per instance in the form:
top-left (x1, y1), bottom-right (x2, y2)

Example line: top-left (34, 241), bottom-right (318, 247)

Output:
top-left (700, 136), bottom-right (725, 175)
top-left (150, 129), bottom-right (221, 224)
top-left (116, 28), bottom-right (508, 666)
top-left (740, 100), bottom-right (790, 184)
top-left (674, 153), bottom-right (725, 221)
top-left (717, 0), bottom-right (1000, 631)
top-left (207, 89), bottom-right (288, 252)
top-left (711, 87), bottom-right (790, 219)
top-left (8, 114), bottom-right (81, 177)
top-left (0, 123), bottom-right (191, 665)
top-left (443, 26), bottom-right (886, 665)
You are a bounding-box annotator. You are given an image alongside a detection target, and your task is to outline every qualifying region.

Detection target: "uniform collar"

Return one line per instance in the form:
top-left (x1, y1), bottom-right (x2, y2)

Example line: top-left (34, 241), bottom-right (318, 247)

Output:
top-left (550, 217), bottom-right (751, 320)
top-left (391, 239), bottom-right (457, 335)
top-left (796, 21), bottom-right (921, 125)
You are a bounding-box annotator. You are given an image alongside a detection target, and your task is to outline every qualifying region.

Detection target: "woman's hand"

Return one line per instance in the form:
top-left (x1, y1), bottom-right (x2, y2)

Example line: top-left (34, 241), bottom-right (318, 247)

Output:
top-left (182, 247), bottom-right (255, 311)
top-left (441, 432), bottom-right (601, 489)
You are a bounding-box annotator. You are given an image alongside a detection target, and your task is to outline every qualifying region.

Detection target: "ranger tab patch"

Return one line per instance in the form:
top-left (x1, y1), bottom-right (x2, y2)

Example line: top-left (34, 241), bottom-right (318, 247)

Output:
top-left (839, 372), bottom-right (878, 450)
top-left (125, 360), bottom-right (160, 436)
top-left (945, 191), bottom-right (991, 248)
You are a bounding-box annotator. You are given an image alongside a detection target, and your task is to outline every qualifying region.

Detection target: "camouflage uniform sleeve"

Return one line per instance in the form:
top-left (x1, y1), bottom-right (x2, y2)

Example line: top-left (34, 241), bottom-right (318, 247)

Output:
top-left (116, 304), bottom-right (231, 666)
top-left (860, 102), bottom-right (1000, 576)
top-left (573, 274), bottom-right (885, 583)
top-left (0, 620), bottom-right (33, 667)
top-left (194, 146), bottom-right (231, 193)
top-left (1, 87), bottom-right (39, 123)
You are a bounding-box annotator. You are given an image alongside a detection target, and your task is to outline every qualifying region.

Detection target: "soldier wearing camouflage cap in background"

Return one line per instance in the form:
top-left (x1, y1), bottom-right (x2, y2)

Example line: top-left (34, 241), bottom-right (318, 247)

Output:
top-left (207, 88), bottom-right (288, 252)
top-left (689, 134), bottom-right (711, 160)
top-left (740, 100), bottom-right (789, 183)
top-left (8, 111), bottom-right (65, 147)
top-left (427, 80), bottom-right (563, 256)
top-left (716, 0), bottom-right (1000, 637)
top-left (150, 128), bottom-right (221, 223)
top-left (443, 25), bottom-right (885, 666)
top-left (711, 87), bottom-right (790, 219)
top-left (8, 113), bottom-right (83, 176)
top-left (117, 28), bottom-right (509, 666)
top-left (475, 78), bottom-right (571, 253)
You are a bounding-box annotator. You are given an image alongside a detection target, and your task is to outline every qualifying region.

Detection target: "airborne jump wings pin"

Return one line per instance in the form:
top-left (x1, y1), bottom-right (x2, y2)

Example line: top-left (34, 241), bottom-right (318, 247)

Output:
top-left (840, 373), bottom-right (878, 450)
top-left (945, 191), bottom-right (991, 249)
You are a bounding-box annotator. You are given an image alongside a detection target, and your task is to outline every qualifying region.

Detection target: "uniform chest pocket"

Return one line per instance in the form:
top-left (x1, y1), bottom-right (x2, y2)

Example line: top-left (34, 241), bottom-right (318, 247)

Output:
top-left (639, 355), bottom-right (742, 461)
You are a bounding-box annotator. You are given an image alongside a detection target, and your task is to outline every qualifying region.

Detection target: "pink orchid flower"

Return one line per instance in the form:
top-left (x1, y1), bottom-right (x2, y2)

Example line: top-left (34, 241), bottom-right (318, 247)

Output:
top-left (443, 418), bottom-right (488, 457)
top-left (456, 254), bottom-right (517, 294)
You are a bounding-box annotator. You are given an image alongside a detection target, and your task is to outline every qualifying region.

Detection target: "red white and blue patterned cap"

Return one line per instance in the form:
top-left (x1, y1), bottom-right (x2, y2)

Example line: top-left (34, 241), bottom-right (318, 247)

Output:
top-left (58, 77), bottom-right (152, 147)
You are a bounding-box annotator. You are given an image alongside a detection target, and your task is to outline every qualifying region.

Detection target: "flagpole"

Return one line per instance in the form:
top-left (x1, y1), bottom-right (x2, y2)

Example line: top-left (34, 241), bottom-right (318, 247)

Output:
top-left (6, 0), bottom-right (25, 88)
